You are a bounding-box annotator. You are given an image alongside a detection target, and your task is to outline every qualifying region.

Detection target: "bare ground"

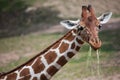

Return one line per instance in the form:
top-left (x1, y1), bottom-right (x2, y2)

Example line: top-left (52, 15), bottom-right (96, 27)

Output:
top-left (38, 18), bottom-right (120, 34)
top-left (82, 74), bottom-right (120, 80)
top-left (0, 52), bottom-right (19, 66)
top-left (34, 0), bottom-right (120, 18)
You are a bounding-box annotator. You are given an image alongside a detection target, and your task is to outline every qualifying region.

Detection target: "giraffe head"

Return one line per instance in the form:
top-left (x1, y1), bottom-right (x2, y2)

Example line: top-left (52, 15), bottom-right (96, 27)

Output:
top-left (60, 5), bottom-right (112, 50)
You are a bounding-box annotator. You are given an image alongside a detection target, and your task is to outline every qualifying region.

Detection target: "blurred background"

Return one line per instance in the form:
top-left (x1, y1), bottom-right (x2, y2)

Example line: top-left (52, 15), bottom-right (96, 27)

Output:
top-left (0, 0), bottom-right (120, 80)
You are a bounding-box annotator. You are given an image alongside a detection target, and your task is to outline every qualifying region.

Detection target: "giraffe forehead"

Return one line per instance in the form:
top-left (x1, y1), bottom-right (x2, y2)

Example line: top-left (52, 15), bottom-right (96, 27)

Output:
top-left (80, 16), bottom-right (99, 28)
top-left (79, 19), bottom-right (99, 37)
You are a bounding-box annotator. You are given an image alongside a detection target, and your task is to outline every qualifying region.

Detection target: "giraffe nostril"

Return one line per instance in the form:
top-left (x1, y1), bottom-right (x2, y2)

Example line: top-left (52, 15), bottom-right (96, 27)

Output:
top-left (91, 38), bottom-right (94, 42)
top-left (95, 38), bottom-right (99, 43)
top-left (90, 38), bottom-right (100, 44)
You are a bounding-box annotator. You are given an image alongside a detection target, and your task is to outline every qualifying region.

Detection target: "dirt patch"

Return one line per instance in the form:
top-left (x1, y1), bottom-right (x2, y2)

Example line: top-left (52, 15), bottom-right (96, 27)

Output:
top-left (39, 18), bottom-right (120, 34)
top-left (37, 0), bottom-right (120, 18)
top-left (82, 74), bottom-right (120, 80)
top-left (0, 52), bottom-right (19, 66)
top-left (39, 24), bottom-right (65, 34)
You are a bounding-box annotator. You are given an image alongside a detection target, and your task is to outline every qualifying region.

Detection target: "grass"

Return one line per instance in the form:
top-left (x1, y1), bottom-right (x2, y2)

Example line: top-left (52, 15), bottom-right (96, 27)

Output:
top-left (100, 28), bottom-right (120, 52)
top-left (0, 33), bottom-right (62, 53)
top-left (0, 57), bottom-right (29, 72)
top-left (0, 28), bottom-right (120, 79)
top-left (112, 14), bottom-right (120, 18)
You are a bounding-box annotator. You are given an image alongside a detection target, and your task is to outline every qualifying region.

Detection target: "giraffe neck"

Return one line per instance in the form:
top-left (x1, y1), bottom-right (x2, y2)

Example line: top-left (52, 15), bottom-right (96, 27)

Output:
top-left (0, 29), bottom-right (84, 80)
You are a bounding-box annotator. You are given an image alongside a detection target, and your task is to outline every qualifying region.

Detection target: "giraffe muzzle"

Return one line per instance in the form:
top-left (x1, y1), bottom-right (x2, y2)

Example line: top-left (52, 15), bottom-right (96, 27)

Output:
top-left (89, 38), bottom-right (102, 50)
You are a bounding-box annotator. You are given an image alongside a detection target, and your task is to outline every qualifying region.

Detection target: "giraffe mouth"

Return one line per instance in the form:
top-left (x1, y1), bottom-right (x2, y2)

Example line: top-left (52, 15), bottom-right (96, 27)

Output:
top-left (89, 39), bottom-right (102, 50)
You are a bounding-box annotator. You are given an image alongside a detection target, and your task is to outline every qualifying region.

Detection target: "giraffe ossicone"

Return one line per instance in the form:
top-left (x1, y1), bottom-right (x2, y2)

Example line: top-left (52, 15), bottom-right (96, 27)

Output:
top-left (0, 5), bottom-right (112, 80)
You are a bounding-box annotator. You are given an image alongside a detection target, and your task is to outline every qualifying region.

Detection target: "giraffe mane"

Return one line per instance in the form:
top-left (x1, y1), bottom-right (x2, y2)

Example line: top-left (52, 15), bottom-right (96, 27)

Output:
top-left (0, 30), bottom-right (73, 77)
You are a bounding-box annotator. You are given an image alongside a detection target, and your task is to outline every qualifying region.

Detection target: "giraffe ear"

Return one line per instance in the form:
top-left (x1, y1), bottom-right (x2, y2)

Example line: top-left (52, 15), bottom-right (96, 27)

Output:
top-left (60, 19), bottom-right (80, 29)
top-left (97, 12), bottom-right (112, 24)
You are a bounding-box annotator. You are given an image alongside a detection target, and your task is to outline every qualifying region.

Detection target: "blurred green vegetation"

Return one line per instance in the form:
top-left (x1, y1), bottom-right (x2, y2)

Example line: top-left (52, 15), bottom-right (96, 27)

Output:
top-left (0, 0), bottom-right (43, 13)
top-left (100, 29), bottom-right (120, 52)
top-left (0, 5), bottom-right (61, 38)
top-left (112, 14), bottom-right (120, 18)
top-left (0, 0), bottom-right (27, 13)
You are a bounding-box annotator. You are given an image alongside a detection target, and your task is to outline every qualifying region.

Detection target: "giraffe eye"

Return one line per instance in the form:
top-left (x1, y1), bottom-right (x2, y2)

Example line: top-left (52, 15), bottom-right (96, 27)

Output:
top-left (98, 25), bottom-right (102, 29)
top-left (78, 26), bottom-right (84, 31)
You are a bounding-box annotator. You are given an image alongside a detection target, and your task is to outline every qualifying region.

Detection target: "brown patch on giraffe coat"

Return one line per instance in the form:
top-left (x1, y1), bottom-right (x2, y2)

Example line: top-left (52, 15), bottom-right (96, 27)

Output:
top-left (19, 75), bottom-right (31, 80)
top-left (0, 76), bottom-right (5, 79)
top-left (20, 68), bottom-right (30, 77)
top-left (76, 38), bottom-right (84, 44)
top-left (59, 42), bottom-right (69, 53)
top-left (32, 57), bottom-right (45, 74)
top-left (57, 56), bottom-right (67, 66)
top-left (32, 77), bottom-right (37, 80)
top-left (76, 46), bottom-right (80, 51)
top-left (52, 42), bottom-right (60, 49)
top-left (71, 42), bottom-right (75, 49)
top-left (44, 51), bottom-right (57, 64)
top-left (47, 66), bottom-right (58, 76)
top-left (64, 32), bottom-right (75, 41)
top-left (40, 74), bottom-right (48, 80)
top-left (6, 73), bottom-right (17, 80)
top-left (67, 52), bottom-right (75, 58)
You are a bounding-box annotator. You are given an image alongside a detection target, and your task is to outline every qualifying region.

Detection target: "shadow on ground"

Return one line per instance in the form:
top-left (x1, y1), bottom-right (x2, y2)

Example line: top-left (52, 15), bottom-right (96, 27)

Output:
top-left (0, 6), bottom-right (62, 38)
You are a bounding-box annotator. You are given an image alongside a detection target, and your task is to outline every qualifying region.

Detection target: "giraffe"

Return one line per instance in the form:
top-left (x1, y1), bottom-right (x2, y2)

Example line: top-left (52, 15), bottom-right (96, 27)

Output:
top-left (0, 5), bottom-right (112, 80)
